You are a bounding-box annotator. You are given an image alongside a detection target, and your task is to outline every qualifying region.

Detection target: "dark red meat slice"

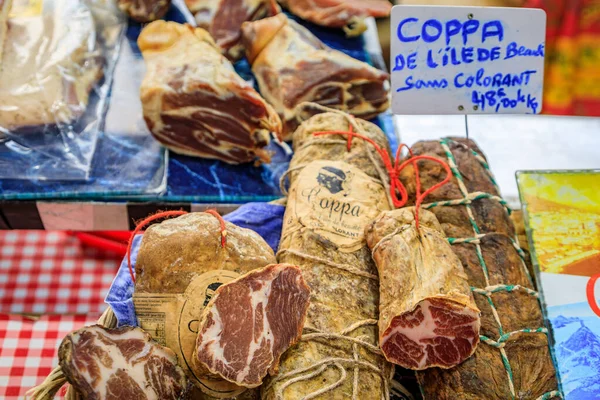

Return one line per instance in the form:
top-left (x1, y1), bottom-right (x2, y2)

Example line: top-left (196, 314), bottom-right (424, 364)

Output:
top-left (381, 298), bottom-right (480, 370)
top-left (194, 264), bottom-right (310, 388)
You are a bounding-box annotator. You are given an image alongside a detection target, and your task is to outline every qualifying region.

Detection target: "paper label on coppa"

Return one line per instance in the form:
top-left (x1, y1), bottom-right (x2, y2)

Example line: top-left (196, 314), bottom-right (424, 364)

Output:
top-left (285, 160), bottom-right (390, 252)
top-left (134, 270), bottom-right (245, 398)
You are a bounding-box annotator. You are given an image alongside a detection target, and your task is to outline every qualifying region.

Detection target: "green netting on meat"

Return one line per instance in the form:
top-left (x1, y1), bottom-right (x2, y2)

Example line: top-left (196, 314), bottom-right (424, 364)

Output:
top-left (414, 138), bottom-right (562, 400)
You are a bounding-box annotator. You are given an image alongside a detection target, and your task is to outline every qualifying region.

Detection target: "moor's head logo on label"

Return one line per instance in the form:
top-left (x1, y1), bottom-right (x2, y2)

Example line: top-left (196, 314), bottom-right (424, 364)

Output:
top-left (203, 282), bottom-right (223, 307)
top-left (317, 166), bottom-right (352, 196)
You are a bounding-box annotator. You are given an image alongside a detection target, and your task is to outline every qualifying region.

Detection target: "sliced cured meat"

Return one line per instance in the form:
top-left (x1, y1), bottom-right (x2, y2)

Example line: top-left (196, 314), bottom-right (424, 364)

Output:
top-left (184, 0), bottom-right (279, 60)
top-left (59, 325), bottom-right (188, 400)
top-left (241, 14), bottom-right (390, 140)
top-left (139, 21), bottom-right (282, 164)
top-left (194, 264), bottom-right (310, 388)
top-left (278, 0), bottom-right (392, 35)
top-left (366, 207), bottom-right (480, 370)
top-left (117, 0), bottom-right (171, 22)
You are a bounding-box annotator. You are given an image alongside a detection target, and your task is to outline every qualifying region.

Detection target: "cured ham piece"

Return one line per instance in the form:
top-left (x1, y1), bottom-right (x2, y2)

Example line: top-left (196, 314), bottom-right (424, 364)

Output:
top-left (117, 0), bottom-right (171, 22)
top-left (278, 0), bottom-right (392, 36)
top-left (241, 14), bottom-right (390, 140)
top-left (184, 0), bottom-right (280, 60)
top-left (139, 21), bottom-right (282, 164)
top-left (366, 208), bottom-right (481, 370)
top-left (59, 325), bottom-right (188, 400)
top-left (194, 264), bottom-right (310, 388)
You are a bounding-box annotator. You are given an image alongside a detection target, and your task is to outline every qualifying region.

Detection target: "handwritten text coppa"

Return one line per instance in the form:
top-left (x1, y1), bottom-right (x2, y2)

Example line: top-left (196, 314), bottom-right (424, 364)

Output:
top-left (391, 15), bottom-right (545, 113)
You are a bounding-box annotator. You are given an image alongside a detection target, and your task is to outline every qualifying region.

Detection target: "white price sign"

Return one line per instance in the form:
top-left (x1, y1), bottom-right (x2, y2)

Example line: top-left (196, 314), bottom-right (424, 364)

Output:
top-left (390, 6), bottom-right (546, 115)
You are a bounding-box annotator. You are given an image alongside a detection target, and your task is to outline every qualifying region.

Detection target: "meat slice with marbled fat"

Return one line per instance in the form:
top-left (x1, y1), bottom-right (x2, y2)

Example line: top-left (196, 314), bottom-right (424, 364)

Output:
top-left (139, 21), bottom-right (282, 164)
top-left (194, 264), bottom-right (310, 388)
top-left (381, 298), bottom-right (480, 369)
top-left (366, 207), bottom-right (481, 370)
top-left (241, 14), bottom-right (389, 140)
top-left (58, 325), bottom-right (187, 400)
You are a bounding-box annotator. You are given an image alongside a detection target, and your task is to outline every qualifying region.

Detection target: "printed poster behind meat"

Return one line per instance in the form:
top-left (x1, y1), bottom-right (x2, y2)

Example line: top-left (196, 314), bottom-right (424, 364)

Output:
top-left (518, 170), bottom-right (600, 399)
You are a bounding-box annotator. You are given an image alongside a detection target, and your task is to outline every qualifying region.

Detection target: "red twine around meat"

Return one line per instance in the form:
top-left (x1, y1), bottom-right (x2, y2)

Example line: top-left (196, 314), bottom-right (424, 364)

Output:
top-left (312, 124), bottom-right (451, 229)
top-left (205, 209), bottom-right (228, 248)
top-left (126, 209), bottom-right (228, 284)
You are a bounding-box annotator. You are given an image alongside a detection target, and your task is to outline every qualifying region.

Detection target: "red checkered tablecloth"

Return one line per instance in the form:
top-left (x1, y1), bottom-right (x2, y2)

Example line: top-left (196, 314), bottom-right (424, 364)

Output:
top-left (0, 314), bottom-right (100, 400)
top-left (0, 231), bottom-right (119, 315)
top-left (0, 231), bottom-right (122, 398)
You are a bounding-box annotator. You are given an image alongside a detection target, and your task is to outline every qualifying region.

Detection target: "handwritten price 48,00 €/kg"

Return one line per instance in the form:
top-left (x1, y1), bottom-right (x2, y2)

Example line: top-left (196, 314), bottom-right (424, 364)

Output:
top-left (471, 88), bottom-right (539, 114)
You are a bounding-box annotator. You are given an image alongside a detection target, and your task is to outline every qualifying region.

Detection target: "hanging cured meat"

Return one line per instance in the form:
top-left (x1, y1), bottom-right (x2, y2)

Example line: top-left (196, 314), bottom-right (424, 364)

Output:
top-left (194, 264), bottom-right (310, 388)
top-left (264, 111), bottom-right (394, 398)
top-left (59, 325), bottom-right (188, 400)
top-left (278, 0), bottom-right (392, 36)
top-left (366, 207), bottom-right (481, 370)
top-left (139, 21), bottom-right (282, 164)
top-left (399, 138), bottom-right (560, 399)
top-left (241, 14), bottom-right (390, 140)
top-left (117, 0), bottom-right (171, 22)
top-left (184, 0), bottom-right (280, 60)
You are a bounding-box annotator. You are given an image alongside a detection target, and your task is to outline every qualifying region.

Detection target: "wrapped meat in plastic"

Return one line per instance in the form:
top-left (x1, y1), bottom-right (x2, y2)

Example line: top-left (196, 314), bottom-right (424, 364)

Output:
top-left (184, 0), bottom-right (279, 60)
top-left (278, 0), bottom-right (392, 36)
top-left (265, 111), bottom-right (394, 399)
top-left (400, 138), bottom-right (560, 399)
top-left (59, 325), bottom-right (188, 400)
top-left (366, 208), bottom-right (481, 370)
top-left (241, 14), bottom-right (390, 140)
top-left (194, 263), bottom-right (310, 388)
top-left (0, 0), bottom-right (103, 129)
top-left (134, 212), bottom-right (277, 398)
top-left (117, 0), bottom-right (171, 22)
top-left (139, 21), bottom-right (282, 164)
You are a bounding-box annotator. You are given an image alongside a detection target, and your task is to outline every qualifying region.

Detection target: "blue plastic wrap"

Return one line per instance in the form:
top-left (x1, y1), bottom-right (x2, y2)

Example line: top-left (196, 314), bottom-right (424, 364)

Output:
top-left (0, 0), bottom-right (126, 180)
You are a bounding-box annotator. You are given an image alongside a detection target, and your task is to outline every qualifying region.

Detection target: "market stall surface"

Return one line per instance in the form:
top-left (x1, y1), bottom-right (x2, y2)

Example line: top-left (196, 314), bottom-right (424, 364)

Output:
top-left (0, 231), bottom-right (120, 399)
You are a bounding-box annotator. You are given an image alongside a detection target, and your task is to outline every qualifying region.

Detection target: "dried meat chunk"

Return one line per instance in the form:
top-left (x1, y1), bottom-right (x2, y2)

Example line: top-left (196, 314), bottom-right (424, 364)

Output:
top-left (278, 0), bottom-right (392, 36)
top-left (135, 212), bottom-right (276, 294)
top-left (117, 0), bottom-right (171, 22)
top-left (241, 14), bottom-right (389, 140)
top-left (399, 138), bottom-right (560, 399)
top-left (194, 264), bottom-right (310, 388)
top-left (59, 325), bottom-right (188, 400)
top-left (366, 208), bottom-right (480, 370)
top-left (139, 21), bottom-right (282, 164)
top-left (184, 0), bottom-right (279, 60)
top-left (264, 112), bottom-right (393, 399)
